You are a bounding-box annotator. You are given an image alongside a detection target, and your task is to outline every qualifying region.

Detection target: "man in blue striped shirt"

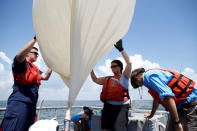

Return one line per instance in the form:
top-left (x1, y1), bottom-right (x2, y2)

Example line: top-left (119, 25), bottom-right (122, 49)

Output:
top-left (130, 68), bottom-right (197, 131)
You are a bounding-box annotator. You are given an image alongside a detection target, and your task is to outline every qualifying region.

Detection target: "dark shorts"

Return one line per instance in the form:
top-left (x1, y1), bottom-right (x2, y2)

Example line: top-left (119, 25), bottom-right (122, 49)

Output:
top-left (1, 100), bottom-right (36, 131)
top-left (166, 105), bottom-right (197, 131)
top-left (101, 102), bottom-right (129, 131)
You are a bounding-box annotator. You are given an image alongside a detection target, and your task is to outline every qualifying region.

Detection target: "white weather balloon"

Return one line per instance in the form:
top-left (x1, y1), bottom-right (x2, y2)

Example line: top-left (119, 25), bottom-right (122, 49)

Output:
top-left (33, 0), bottom-right (136, 118)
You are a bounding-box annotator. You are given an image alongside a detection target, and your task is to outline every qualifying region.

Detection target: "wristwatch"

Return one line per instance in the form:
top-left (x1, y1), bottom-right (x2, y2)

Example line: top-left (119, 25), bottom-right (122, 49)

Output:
top-left (174, 120), bottom-right (181, 124)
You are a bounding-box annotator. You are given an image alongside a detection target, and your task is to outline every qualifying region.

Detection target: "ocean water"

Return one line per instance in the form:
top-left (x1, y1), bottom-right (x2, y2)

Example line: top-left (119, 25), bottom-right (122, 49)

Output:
top-left (0, 100), bottom-right (165, 130)
top-left (0, 100), bottom-right (164, 120)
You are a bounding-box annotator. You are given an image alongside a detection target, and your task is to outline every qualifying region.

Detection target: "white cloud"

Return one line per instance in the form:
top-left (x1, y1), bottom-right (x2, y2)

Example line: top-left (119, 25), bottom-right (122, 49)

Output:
top-left (0, 53), bottom-right (13, 100)
top-left (98, 54), bottom-right (160, 76)
top-left (0, 71), bottom-right (13, 88)
top-left (98, 59), bottom-right (113, 75)
top-left (77, 75), bottom-right (102, 100)
top-left (0, 52), bottom-right (12, 65)
top-left (182, 68), bottom-right (197, 83)
top-left (1, 53), bottom-right (197, 101)
top-left (130, 54), bottom-right (160, 70)
top-left (0, 70), bottom-right (13, 100)
top-left (0, 63), bottom-right (4, 71)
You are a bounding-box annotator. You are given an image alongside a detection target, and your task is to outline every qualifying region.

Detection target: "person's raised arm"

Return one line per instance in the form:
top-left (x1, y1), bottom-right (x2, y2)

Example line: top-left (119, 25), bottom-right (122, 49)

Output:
top-left (114, 39), bottom-right (131, 78)
top-left (144, 99), bottom-right (159, 119)
top-left (90, 70), bottom-right (105, 85)
top-left (16, 36), bottom-right (37, 63)
top-left (41, 68), bottom-right (52, 80)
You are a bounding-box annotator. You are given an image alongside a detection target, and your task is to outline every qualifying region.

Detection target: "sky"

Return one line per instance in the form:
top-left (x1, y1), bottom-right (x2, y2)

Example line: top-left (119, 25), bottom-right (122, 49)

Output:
top-left (0, 0), bottom-right (197, 101)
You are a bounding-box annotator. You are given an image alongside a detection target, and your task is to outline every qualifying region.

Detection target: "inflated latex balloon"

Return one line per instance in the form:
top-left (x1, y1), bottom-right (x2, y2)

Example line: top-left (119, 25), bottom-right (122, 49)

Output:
top-left (33, 0), bottom-right (136, 119)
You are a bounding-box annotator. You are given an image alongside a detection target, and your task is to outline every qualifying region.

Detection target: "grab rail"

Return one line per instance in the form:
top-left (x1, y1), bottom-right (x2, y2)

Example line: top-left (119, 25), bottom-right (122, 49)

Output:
top-left (0, 106), bottom-right (168, 114)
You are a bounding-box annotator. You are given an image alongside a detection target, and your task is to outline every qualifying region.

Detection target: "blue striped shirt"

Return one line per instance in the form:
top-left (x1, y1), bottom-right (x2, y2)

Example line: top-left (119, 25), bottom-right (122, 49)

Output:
top-left (143, 69), bottom-right (197, 109)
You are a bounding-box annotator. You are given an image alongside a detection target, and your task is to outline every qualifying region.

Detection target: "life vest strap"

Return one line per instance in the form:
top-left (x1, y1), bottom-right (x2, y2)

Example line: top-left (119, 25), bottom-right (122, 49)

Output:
top-left (177, 79), bottom-right (193, 98)
top-left (171, 74), bottom-right (183, 90)
top-left (28, 62), bottom-right (33, 67)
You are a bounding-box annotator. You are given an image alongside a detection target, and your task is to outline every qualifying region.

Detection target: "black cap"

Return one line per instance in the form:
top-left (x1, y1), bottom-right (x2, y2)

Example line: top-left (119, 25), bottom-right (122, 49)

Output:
top-left (83, 106), bottom-right (93, 115)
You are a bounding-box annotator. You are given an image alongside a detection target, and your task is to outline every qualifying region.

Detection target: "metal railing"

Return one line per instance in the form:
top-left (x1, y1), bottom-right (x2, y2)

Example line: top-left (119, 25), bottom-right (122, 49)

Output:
top-left (0, 106), bottom-right (168, 115)
top-left (0, 106), bottom-right (168, 131)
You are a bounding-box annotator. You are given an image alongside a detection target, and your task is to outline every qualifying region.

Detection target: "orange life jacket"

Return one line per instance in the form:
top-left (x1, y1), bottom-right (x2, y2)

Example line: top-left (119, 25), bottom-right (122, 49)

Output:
top-left (13, 59), bottom-right (41, 86)
top-left (100, 75), bottom-right (129, 102)
top-left (148, 69), bottom-right (195, 108)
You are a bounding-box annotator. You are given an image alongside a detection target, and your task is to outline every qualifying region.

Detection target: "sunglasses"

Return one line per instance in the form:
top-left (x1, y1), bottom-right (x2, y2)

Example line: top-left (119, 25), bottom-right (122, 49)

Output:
top-left (111, 65), bottom-right (119, 68)
top-left (30, 52), bottom-right (39, 56)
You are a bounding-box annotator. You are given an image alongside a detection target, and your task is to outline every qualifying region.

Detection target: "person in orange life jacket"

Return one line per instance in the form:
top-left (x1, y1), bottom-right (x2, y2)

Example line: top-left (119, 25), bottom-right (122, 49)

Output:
top-left (130, 68), bottom-right (197, 131)
top-left (71, 106), bottom-right (93, 131)
top-left (90, 39), bottom-right (131, 131)
top-left (1, 36), bottom-right (52, 131)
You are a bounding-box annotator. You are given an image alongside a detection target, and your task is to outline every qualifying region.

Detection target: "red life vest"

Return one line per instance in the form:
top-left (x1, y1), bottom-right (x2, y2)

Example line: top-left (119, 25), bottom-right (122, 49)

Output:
top-left (80, 114), bottom-right (90, 131)
top-left (0, 119), bottom-right (3, 131)
top-left (100, 75), bottom-right (129, 102)
top-left (148, 69), bottom-right (195, 108)
top-left (13, 59), bottom-right (41, 86)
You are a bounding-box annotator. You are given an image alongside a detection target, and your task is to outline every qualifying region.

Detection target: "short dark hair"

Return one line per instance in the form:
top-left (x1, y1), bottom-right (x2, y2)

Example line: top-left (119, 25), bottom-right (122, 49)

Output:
top-left (111, 60), bottom-right (123, 73)
top-left (130, 68), bottom-right (145, 88)
top-left (32, 47), bottom-right (38, 51)
top-left (83, 106), bottom-right (93, 119)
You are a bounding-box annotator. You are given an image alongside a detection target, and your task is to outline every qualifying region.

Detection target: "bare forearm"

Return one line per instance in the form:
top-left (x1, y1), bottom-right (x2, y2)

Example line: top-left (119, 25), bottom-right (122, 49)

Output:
top-left (164, 96), bottom-right (179, 122)
top-left (121, 51), bottom-right (131, 64)
top-left (41, 68), bottom-right (52, 80)
top-left (151, 99), bottom-right (159, 116)
top-left (16, 39), bottom-right (36, 63)
top-left (144, 99), bottom-right (159, 119)
top-left (91, 70), bottom-right (97, 82)
top-left (45, 68), bottom-right (52, 79)
top-left (122, 51), bottom-right (131, 78)
top-left (90, 70), bottom-right (105, 85)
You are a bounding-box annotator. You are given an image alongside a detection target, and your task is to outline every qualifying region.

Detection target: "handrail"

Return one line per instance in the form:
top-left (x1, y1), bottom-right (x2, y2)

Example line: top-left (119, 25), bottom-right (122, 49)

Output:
top-left (131, 109), bottom-right (168, 115)
top-left (0, 106), bottom-right (84, 111)
top-left (0, 108), bottom-right (6, 111)
top-left (0, 106), bottom-right (168, 115)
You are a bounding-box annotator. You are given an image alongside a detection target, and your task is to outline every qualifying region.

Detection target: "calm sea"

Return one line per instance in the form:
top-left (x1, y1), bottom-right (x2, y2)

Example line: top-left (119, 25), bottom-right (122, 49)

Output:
top-left (0, 100), bottom-right (165, 125)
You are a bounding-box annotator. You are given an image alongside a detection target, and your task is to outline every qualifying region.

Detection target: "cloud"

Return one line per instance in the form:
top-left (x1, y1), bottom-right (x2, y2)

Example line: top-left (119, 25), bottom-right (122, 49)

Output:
top-left (182, 68), bottom-right (197, 83)
top-left (130, 54), bottom-right (160, 70)
top-left (0, 69), bottom-right (13, 89)
top-left (76, 75), bottom-right (102, 100)
top-left (0, 63), bottom-right (4, 71)
top-left (98, 54), bottom-right (160, 76)
top-left (1, 53), bottom-right (197, 101)
top-left (0, 52), bottom-right (12, 65)
top-left (0, 52), bottom-right (13, 100)
top-left (0, 67), bottom-right (13, 100)
top-left (98, 59), bottom-right (113, 75)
